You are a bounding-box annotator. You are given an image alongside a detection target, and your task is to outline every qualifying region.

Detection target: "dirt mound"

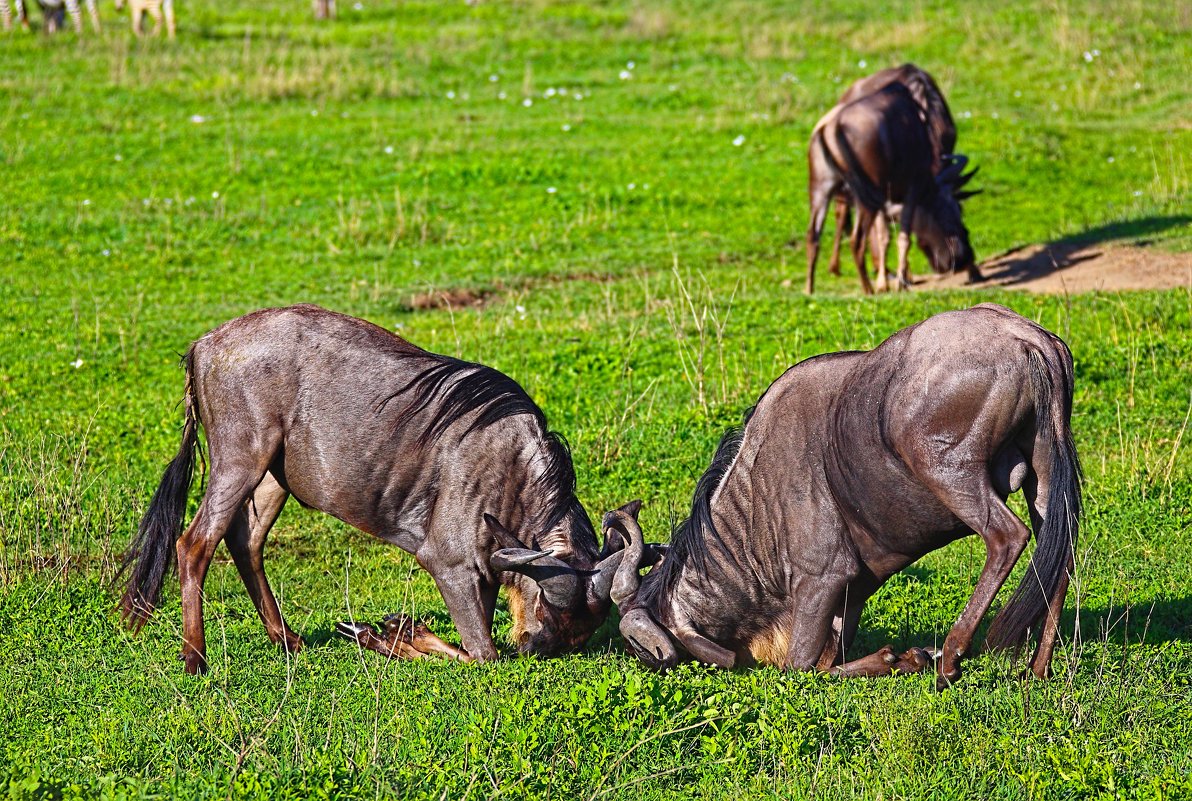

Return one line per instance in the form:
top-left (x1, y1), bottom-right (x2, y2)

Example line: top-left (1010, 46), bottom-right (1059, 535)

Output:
top-left (929, 242), bottom-right (1192, 294)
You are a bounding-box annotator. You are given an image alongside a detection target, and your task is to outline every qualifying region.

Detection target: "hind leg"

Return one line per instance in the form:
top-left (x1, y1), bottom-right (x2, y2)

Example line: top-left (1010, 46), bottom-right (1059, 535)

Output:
top-left (871, 213), bottom-right (892, 293)
top-left (827, 196), bottom-right (849, 276)
top-left (224, 472), bottom-right (303, 655)
top-left (850, 207), bottom-right (876, 295)
top-left (928, 483), bottom-right (1031, 689)
top-left (1022, 461), bottom-right (1071, 678)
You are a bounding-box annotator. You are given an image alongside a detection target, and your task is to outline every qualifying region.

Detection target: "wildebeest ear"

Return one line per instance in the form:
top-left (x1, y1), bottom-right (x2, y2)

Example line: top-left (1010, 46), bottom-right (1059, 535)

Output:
top-left (483, 513), bottom-right (525, 551)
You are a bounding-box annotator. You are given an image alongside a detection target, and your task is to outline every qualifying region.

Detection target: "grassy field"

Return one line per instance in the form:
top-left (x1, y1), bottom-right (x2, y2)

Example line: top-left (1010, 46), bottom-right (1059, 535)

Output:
top-left (2, 0), bottom-right (1191, 798)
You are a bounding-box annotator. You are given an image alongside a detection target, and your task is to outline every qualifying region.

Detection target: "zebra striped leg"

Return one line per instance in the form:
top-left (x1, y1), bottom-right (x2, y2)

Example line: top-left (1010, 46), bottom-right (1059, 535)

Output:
top-left (1, 0), bottom-right (11, 32)
top-left (65, 0), bottom-right (82, 33)
top-left (85, 0), bottom-right (99, 30)
top-left (15, 0), bottom-right (28, 29)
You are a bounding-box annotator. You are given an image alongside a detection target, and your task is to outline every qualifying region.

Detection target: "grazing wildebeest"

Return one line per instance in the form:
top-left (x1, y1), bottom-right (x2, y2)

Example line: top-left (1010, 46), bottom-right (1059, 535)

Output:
top-left (806, 82), bottom-right (979, 295)
top-left (816, 64), bottom-right (958, 280)
top-left (114, 0), bottom-right (173, 37)
top-left (121, 304), bottom-right (631, 674)
top-left (607, 304), bottom-right (1081, 689)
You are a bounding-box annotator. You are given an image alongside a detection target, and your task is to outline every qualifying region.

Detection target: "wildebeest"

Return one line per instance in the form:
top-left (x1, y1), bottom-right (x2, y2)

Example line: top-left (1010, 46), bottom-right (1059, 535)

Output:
top-left (121, 304), bottom-right (631, 673)
top-left (114, 0), bottom-right (173, 37)
top-left (607, 304), bottom-right (1081, 689)
top-left (313, 0), bottom-right (335, 20)
top-left (806, 78), bottom-right (979, 295)
top-left (815, 64), bottom-right (958, 281)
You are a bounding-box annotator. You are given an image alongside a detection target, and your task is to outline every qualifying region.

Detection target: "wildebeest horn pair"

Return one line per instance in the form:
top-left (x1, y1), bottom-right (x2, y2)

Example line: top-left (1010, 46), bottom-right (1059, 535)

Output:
top-left (939, 153), bottom-right (981, 197)
top-left (601, 501), bottom-right (679, 669)
top-left (484, 510), bottom-right (659, 608)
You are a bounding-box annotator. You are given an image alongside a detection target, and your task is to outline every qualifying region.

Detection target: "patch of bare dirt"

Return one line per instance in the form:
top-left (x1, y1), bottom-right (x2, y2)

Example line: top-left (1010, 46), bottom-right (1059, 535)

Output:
top-left (928, 242), bottom-right (1192, 294)
top-left (404, 287), bottom-right (493, 311)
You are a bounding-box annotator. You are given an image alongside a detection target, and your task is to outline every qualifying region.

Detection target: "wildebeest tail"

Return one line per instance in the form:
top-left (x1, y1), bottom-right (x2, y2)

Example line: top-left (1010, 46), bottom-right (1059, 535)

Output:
top-left (831, 125), bottom-right (888, 214)
top-left (986, 346), bottom-right (1081, 649)
top-left (119, 347), bottom-right (201, 630)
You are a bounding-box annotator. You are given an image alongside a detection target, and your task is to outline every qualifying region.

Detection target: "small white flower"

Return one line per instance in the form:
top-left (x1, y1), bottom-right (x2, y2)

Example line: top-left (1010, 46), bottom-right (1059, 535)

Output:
top-left (991, 111), bottom-right (999, 119)
top-left (1083, 51), bottom-right (1094, 62)
top-left (489, 74), bottom-right (499, 82)
top-left (384, 145), bottom-right (394, 154)
top-left (1134, 81), bottom-right (1142, 89)
top-left (185, 196), bottom-right (195, 205)
top-left (394, 322), bottom-right (405, 330)
top-left (310, 109), bottom-right (319, 116)
top-left (82, 199), bottom-right (91, 206)
top-left (142, 198), bottom-right (151, 207)
top-left (114, 154), bottom-right (123, 161)
top-left (643, 183), bottom-right (650, 190)
top-left (164, 198), bottom-right (173, 206)
top-left (544, 87), bottom-right (556, 98)
top-left (446, 90), bottom-right (456, 99)
top-left (573, 93), bottom-right (583, 101)
top-left (1107, 156), bottom-right (1115, 163)
top-left (101, 249), bottom-right (110, 256)
top-left (561, 124), bottom-right (571, 132)
top-left (413, 259), bottom-right (421, 266)
top-left (498, 91), bottom-right (507, 100)
top-left (627, 182), bottom-right (635, 190)
top-left (70, 359), bottom-right (84, 369)
top-left (515, 304), bottom-right (526, 313)
top-left (732, 134), bottom-right (746, 147)
top-left (189, 114), bottom-right (206, 124)
top-left (626, 61), bottom-right (635, 69)
top-left (1014, 90), bottom-right (1022, 98)
top-left (1133, 190), bottom-right (1143, 197)
top-left (619, 70), bottom-right (632, 80)
top-left (546, 186), bottom-right (557, 194)
top-left (668, 84), bottom-right (678, 91)
top-left (212, 191), bottom-right (220, 198)
top-left (858, 59), bottom-right (867, 68)
top-left (352, 1), bottom-right (362, 8)
top-left (1092, 48), bottom-right (1101, 56)
top-left (522, 98), bottom-right (533, 107)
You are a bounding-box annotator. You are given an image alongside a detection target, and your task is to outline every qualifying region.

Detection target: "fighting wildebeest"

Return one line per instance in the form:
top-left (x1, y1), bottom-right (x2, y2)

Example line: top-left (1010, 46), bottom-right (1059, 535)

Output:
top-left (815, 64), bottom-right (958, 281)
top-left (806, 81), bottom-right (979, 295)
top-left (607, 304), bottom-right (1081, 689)
top-left (121, 304), bottom-right (631, 673)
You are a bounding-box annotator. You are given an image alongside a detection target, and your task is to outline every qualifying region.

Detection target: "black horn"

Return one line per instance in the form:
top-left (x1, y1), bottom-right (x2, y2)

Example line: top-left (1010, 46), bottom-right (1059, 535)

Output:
top-left (602, 500), bottom-right (645, 608)
top-left (485, 514), bottom-right (582, 609)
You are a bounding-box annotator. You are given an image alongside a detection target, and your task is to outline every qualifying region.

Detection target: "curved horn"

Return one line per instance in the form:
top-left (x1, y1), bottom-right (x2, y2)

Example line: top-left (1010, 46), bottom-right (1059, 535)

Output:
top-left (602, 500), bottom-right (645, 608)
top-left (588, 540), bottom-right (667, 605)
top-left (619, 608), bottom-right (678, 671)
top-left (956, 165), bottom-right (979, 189)
top-left (485, 514), bottom-right (582, 609)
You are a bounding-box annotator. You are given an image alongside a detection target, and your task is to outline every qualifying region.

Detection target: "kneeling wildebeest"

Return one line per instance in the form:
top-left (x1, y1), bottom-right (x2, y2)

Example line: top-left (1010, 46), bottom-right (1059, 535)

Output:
top-left (121, 304), bottom-right (630, 674)
top-left (607, 304), bottom-right (1081, 689)
top-left (807, 81), bottom-right (979, 295)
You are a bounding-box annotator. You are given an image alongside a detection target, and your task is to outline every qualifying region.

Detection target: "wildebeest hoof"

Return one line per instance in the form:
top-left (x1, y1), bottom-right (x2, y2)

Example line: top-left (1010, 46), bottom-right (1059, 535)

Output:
top-left (892, 648), bottom-right (933, 673)
top-left (180, 650), bottom-right (208, 675)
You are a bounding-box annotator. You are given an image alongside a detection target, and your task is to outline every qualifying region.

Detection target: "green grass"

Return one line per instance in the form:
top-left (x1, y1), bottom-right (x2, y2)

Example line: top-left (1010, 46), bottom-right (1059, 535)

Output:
top-left (2, 0), bottom-right (1191, 798)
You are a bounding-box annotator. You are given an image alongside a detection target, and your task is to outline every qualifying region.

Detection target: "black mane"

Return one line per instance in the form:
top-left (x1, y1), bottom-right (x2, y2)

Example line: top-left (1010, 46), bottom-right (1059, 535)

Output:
top-left (380, 356), bottom-right (583, 540)
top-left (638, 405), bottom-right (756, 613)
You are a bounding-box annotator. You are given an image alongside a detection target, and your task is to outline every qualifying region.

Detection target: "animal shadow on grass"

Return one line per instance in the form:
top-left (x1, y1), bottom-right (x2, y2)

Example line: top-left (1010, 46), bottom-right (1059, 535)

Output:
top-left (978, 215), bottom-right (1192, 286)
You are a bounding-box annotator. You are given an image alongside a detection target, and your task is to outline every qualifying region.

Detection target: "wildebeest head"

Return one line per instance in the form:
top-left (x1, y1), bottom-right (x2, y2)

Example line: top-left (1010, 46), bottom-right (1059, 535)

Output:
top-left (913, 154), bottom-right (979, 274)
top-left (485, 508), bottom-right (629, 657)
top-left (599, 501), bottom-right (680, 671)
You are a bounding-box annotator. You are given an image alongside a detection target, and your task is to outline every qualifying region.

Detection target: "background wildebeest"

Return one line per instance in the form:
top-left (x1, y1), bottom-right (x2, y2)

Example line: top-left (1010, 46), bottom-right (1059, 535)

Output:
top-left (813, 64), bottom-right (959, 282)
top-left (806, 76), bottom-right (979, 294)
top-left (121, 304), bottom-right (629, 673)
top-left (607, 304), bottom-right (1081, 689)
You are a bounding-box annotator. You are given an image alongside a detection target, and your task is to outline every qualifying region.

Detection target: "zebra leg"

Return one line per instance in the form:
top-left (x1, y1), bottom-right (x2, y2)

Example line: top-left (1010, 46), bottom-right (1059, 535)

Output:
top-left (65, 0), bottom-right (82, 33)
top-left (85, 0), bottom-right (98, 30)
top-left (2, 0), bottom-right (11, 32)
top-left (163, 0), bottom-right (173, 37)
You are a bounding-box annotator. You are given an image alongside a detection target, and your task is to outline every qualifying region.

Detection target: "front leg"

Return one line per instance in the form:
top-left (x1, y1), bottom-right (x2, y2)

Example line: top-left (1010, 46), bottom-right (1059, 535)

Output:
top-left (896, 201), bottom-right (915, 290)
top-left (430, 568), bottom-right (500, 662)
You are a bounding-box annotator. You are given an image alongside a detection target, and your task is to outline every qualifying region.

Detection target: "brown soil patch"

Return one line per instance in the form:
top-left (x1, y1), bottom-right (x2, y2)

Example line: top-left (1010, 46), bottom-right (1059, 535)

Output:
top-left (928, 242), bottom-right (1192, 294)
top-left (404, 287), bottom-right (493, 311)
